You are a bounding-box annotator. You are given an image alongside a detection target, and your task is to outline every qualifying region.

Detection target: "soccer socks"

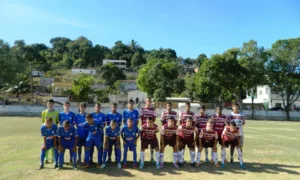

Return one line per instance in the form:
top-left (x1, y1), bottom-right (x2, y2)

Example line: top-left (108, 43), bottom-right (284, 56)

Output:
top-left (59, 150), bottom-right (65, 167)
top-left (205, 148), bottom-right (208, 159)
top-left (196, 152), bottom-right (201, 163)
top-left (54, 149), bottom-right (58, 166)
top-left (90, 146), bottom-right (94, 162)
top-left (108, 145), bottom-right (113, 160)
top-left (160, 153), bottom-right (164, 164)
top-left (237, 148), bottom-right (243, 165)
top-left (221, 148), bottom-right (226, 164)
top-left (211, 150), bottom-right (213, 160)
top-left (41, 149), bottom-right (46, 165)
top-left (155, 152), bottom-right (160, 165)
top-left (178, 151), bottom-right (183, 163)
top-left (190, 150), bottom-right (195, 164)
top-left (213, 152), bottom-right (218, 164)
top-left (98, 148), bottom-right (103, 164)
top-left (103, 149), bottom-right (108, 164)
top-left (132, 147), bottom-right (137, 164)
top-left (116, 148), bottom-right (121, 163)
top-left (72, 151), bottom-right (77, 167)
top-left (85, 149), bottom-right (91, 165)
top-left (173, 153), bottom-right (178, 164)
top-left (140, 151), bottom-right (145, 164)
top-left (123, 146), bottom-right (128, 164)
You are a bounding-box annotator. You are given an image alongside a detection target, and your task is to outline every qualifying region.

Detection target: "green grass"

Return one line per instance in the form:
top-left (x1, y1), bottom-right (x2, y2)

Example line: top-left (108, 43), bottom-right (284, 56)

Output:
top-left (0, 117), bottom-right (299, 180)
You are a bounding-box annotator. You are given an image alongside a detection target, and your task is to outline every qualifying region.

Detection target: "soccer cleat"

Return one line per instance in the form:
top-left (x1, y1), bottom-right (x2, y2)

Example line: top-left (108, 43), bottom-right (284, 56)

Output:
top-left (97, 164), bottom-right (101, 168)
top-left (214, 163), bottom-right (220, 168)
top-left (240, 163), bottom-right (245, 169)
top-left (190, 162), bottom-right (196, 167)
top-left (205, 158), bottom-right (209, 163)
top-left (156, 163), bottom-right (160, 169)
top-left (133, 164), bottom-right (138, 169)
top-left (100, 164), bottom-right (106, 169)
top-left (106, 159), bottom-right (112, 164)
top-left (83, 164), bottom-right (90, 169)
top-left (117, 163), bottom-right (122, 169)
top-left (230, 158), bottom-right (234, 164)
top-left (178, 162), bottom-right (184, 167)
top-left (150, 157), bottom-right (155, 164)
top-left (221, 163), bottom-right (225, 168)
top-left (54, 164), bottom-right (58, 169)
top-left (139, 163), bottom-right (144, 169)
top-left (56, 166), bottom-right (62, 170)
top-left (45, 160), bottom-right (49, 164)
top-left (37, 165), bottom-right (44, 170)
top-left (196, 163), bottom-right (201, 168)
top-left (73, 166), bottom-right (77, 170)
top-left (160, 162), bottom-right (164, 168)
top-left (123, 164), bottom-right (127, 169)
top-left (173, 163), bottom-right (179, 168)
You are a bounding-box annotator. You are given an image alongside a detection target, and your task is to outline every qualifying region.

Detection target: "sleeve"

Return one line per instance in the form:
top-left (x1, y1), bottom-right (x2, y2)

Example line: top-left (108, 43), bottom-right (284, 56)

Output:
top-left (41, 127), bottom-right (45, 137)
top-left (215, 131), bottom-right (218, 139)
top-left (199, 129), bottom-right (203, 138)
top-left (160, 126), bottom-right (165, 135)
top-left (83, 123), bottom-right (88, 130)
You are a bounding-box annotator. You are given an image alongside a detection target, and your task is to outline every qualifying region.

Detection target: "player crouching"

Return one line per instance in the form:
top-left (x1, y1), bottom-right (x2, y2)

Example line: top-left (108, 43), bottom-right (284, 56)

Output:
top-left (160, 117), bottom-right (179, 168)
top-left (196, 119), bottom-right (219, 168)
top-left (38, 117), bottom-right (58, 170)
top-left (221, 122), bottom-right (245, 169)
top-left (101, 120), bottom-right (122, 169)
top-left (140, 117), bottom-right (160, 169)
top-left (177, 116), bottom-right (197, 167)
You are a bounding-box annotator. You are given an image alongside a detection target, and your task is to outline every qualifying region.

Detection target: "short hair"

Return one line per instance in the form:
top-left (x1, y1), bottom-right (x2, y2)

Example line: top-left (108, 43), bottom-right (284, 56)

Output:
top-left (146, 97), bottom-right (152, 101)
top-left (64, 101), bottom-right (70, 105)
top-left (185, 102), bottom-right (191, 106)
top-left (63, 120), bottom-right (70, 127)
top-left (232, 103), bottom-right (239, 107)
top-left (200, 105), bottom-right (206, 109)
top-left (168, 116), bottom-right (175, 121)
top-left (166, 102), bottom-right (172, 106)
top-left (86, 113), bottom-right (93, 118)
top-left (128, 99), bottom-right (134, 104)
top-left (47, 99), bottom-right (54, 103)
top-left (127, 118), bottom-right (133, 121)
top-left (216, 105), bottom-right (222, 109)
top-left (112, 103), bottom-right (118, 106)
top-left (230, 121), bottom-right (237, 127)
top-left (207, 119), bottom-right (213, 124)
top-left (187, 116), bottom-right (193, 121)
top-left (95, 103), bottom-right (101, 107)
top-left (46, 117), bottom-right (53, 122)
top-left (79, 102), bottom-right (86, 108)
top-left (110, 120), bottom-right (117, 124)
top-left (147, 117), bottom-right (153, 121)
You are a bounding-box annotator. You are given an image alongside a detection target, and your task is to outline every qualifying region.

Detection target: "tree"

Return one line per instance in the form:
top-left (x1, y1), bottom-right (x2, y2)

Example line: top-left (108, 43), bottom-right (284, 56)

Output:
top-left (195, 48), bottom-right (248, 106)
top-left (182, 74), bottom-right (195, 102)
top-left (147, 48), bottom-right (177, 62)
top-left (71, 74), bottom-right (94, 102)
top-left (196, 53), bottom-right (207, 66)
top-left (131, 51), bottom-right (146, 68)
top-left (87, 44), bottom-right (111, 67)
top-left (111, 41), bottom-right (133, 65)
top-left (137, 59), bottom-right (179, 101)
top-left (96, 62), bottom-right (126, 87)
top-left (265, 38), bottom-right (300, 120)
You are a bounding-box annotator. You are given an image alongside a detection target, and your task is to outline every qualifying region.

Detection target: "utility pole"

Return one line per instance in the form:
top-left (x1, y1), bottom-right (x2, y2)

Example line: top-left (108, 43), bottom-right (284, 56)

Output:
top-left (30, 61), bottom-right (33, 100)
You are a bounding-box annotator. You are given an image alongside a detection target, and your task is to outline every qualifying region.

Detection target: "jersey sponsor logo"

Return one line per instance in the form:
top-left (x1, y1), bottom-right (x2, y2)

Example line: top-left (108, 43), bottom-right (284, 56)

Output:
top-left (64, 137), bottom-right (71, 140)
top-left (126, 137), bottom-right (133, 141)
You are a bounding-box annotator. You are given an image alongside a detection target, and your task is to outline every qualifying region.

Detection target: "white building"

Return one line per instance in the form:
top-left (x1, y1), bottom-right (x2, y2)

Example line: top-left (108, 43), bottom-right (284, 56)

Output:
top-left (71, 68), bottom-right (96, 75)
top-left (119, 80), bottom-right (138, 91)
top-left (103, 60), bottom-right (127, 71)
top-left (243, 85), bottom-right (300, 109)
top-left (40, 78), bottom-right (54, 86)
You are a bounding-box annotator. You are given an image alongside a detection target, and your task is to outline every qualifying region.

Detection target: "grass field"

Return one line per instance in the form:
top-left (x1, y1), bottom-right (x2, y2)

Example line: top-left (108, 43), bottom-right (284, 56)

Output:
top-left (0, 117), bottom-right (299, 180)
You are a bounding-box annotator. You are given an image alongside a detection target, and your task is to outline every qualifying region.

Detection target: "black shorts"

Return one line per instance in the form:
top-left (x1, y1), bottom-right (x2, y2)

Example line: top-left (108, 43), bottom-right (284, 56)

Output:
top-left (223, 139), bottom-right (238, 148)
top-left (201, 138), bottom-right (215, 148)
top-left (141, 138), bottom-right (159, 149)
top-left (163, 137), bottom-right (176, 147)
top-left (179, 138), bottom-right (195, 149)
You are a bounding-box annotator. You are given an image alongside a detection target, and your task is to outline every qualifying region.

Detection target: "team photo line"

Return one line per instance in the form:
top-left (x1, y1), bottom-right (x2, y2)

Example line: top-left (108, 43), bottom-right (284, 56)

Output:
top-left (39, 98), bottom-right (245, 171)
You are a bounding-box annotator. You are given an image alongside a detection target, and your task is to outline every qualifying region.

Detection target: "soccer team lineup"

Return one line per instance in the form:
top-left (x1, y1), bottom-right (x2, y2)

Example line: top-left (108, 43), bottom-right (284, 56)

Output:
top-left (39, 98), bottom-right (246, 171)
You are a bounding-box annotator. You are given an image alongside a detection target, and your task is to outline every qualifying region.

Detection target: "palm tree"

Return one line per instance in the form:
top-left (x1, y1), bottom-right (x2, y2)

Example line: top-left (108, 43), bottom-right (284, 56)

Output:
top-left (128, 40), bottom-right (139, 52)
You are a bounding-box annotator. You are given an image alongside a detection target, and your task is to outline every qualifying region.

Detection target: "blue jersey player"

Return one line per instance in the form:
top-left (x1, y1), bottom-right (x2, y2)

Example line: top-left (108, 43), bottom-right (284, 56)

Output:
top-left (123, 100), bottom-right (140, 127)
top-left (59, 101), bottom-right (76, 126)
top-left (90, 103), bottom-right (106, 164)
top-left (75, 102), bottom-right (87, 164)
top-left (57, 120), bottom-right (78, 170)
top-left (120, 118), bottom-right (140, 169)
top-left (83, 113), bottom-right (104, 169)
top-left (105, 103), bottom-right (122, 163)
top-left (101, 120), bottom-right (122, 169)
top-left (38, 117), bottom-right (58, 170)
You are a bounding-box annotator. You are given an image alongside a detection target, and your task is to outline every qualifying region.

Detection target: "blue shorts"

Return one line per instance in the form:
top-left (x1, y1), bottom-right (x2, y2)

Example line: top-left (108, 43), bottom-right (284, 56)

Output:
top-left (77, 137), bottom-right (86, 147)
top-left (124, 142), bottom-right (136, 151)
top-left (62, 144), bottom-right (74, 150)
top-left (86, 137), bottom-right (103, 149)
top-left (43, 143), bottom-right (54, 150)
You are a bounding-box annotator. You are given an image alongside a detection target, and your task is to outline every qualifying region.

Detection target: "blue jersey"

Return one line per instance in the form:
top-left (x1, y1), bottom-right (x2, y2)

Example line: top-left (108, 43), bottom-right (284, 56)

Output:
top-left (105, 126), bottom-right (120, 141)
top-left (41, 124), bottom-right (58, 146)
top-left (91, 112), bottom-right (106, 127)
top-left (106, 112), bottom-right (122, 126)
top-left (57, 126), bottom-right (77, 146)
top-left (75, 113), bottom-right (87, 138)
top-left (123, 109), bottom-right (140, 126)
top-left (120, 125), bottom-right (140, 143)
top-left (83, 120), bottom-right (103, 139)
top-left (59, 111), bottom-right (76, 126)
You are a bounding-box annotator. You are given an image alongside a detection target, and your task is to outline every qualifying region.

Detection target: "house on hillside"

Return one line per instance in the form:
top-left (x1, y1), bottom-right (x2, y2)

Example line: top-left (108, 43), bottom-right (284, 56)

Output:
top-left (40, 78), bottom-right (54, 86)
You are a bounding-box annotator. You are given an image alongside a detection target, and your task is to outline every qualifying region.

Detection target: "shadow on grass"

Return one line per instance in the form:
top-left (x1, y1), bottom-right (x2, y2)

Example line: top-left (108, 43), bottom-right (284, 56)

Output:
top-left (244, 162), bottom-right (300, 175)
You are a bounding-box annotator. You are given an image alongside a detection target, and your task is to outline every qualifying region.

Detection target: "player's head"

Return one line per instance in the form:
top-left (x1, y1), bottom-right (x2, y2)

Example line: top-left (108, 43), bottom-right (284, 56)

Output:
top-left (146, 117), bottom-right (154, 127)
top-left (229, 121), bottom-right (237, 132)
top-left (127, 118), bottom-right (133, 128)
top-left (63, 120), bottom-right (70, 131)
top-left (110, 120), bottom-right (117, 130)
top-left (146, 97), bottom-right (152, 107)
top-left (111, 103), bottom-right (117, 112)
top-left (216, 105), bottom-right (222, 114)
top-left (185, 102), bottom-right (191, 111)
top-left (47, 99), bottom-right (54, 110)
top-left (166, 102), bottom-right (172, 110)
top-left (186, 116), bottom-right (193, 127)
top-left (45, 117), bottom-right (53, 128)
top-left (206, 119), bottom-right (213, 131)
top-left (95, 103), bottom-right (101, 113)
top-left (200, 105), bottom-right (206, 114)
top-left (86, 113), bottom-right (94, 125)
top-left (63, 101), bottom-right (70, 112)
top-left (232, 103), bottom-right (239, 113)
top-left (79, 102), bottom-right (86, 112)
top-left (168, 116), bottom-right (175, 127)
top-left (127, 100), bottom-right (134, 109)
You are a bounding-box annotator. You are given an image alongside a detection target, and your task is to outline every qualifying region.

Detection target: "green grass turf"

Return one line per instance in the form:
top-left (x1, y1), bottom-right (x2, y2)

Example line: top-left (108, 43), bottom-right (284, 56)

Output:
top-left (0, 117), bottom-right (299, 180)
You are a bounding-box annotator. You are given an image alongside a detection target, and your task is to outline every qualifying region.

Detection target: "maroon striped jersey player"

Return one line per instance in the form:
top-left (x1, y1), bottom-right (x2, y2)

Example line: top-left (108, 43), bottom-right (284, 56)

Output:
top-left (211, 113), bottom-right (227, 137)
top-left (178, 123), bottom-right (196, 142)
top-left (161, 124), bottom-right (179, 140)
top-left (140, 107), bottom-right (156, 125)
top-left (199, 128), bottom-right (218, 144)
top-left (179, 102), bottom-right (195, 125)
top-left (140, 123), bottom-right (159, 140)
top-left (195, 114), bottom-right (210, 131)
top-left (161, 110), bottom-right (177, 125)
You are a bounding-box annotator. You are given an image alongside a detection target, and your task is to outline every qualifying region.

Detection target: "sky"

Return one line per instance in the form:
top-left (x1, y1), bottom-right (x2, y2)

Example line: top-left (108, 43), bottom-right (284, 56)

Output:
top-left (0, 0), bottom-right (299, 58)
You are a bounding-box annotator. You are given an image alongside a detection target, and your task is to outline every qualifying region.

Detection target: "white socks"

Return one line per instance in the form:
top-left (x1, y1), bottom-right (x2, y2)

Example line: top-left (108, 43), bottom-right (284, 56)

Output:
top-left (140, 151), bottom-right (145, 164)
top-left (173, 152), bottom-right (178, 164)
top-left (196, 152), bottom-right (201, 163)
top-left (178, 151), bottom-right (183, 163)
top-left (160, 153), bottom-right (164, 164)
top-left (190, 150), bottom-right (195, 163)
top-left (221, 148), bottom-right (226, 164)
top-left (237, 148), bottom-right (243, 165)
top-left (156, 152), bottom-right (160, 164)
top-left (213, 152), bottom-right (218, 164)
